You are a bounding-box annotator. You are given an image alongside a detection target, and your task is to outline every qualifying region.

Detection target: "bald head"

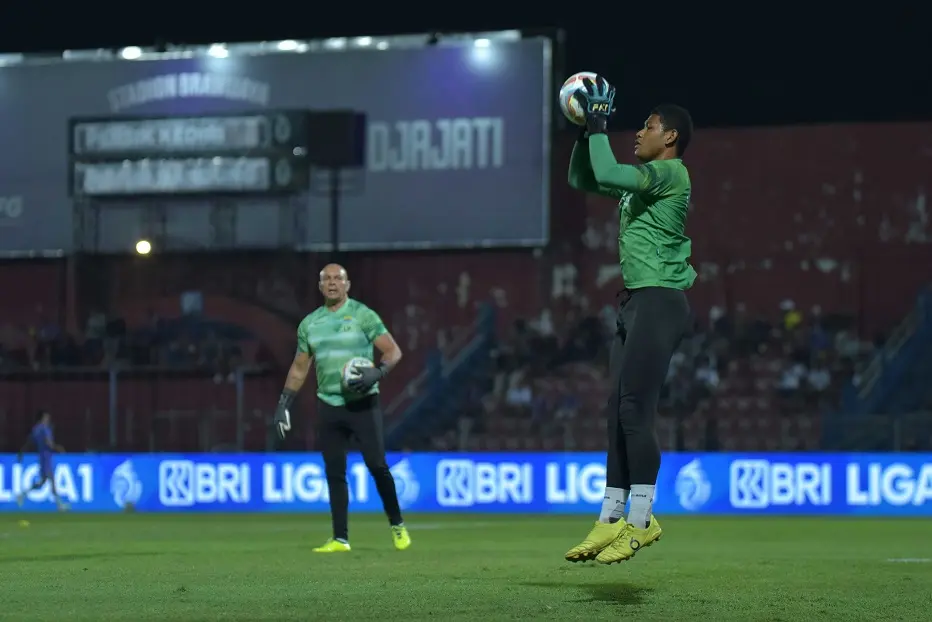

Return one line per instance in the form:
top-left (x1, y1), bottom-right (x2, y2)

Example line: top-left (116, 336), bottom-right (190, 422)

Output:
top-left (319, 263), bottom-right (350, 307)
top-left (319, 263), bottom-right (348, 281)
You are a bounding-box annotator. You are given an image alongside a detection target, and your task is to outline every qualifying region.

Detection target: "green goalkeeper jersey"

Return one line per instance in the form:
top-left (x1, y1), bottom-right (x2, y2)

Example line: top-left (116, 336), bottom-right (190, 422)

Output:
top-left (568, 135), bottom-right (697, 291)
top-left (296, 298), bottom-right (388, 407)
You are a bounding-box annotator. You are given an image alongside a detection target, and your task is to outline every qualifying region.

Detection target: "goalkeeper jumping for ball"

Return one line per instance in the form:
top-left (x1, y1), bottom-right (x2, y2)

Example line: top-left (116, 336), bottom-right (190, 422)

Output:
top-left (564, 76), bottom-right (695, 564)
top-left (272, 263), bottom-right (410, 553)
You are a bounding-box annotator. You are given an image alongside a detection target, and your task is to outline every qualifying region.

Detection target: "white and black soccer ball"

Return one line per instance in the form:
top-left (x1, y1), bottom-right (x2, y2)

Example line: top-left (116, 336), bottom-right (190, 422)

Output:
top-left (342, 356), bottom-right (374, 388)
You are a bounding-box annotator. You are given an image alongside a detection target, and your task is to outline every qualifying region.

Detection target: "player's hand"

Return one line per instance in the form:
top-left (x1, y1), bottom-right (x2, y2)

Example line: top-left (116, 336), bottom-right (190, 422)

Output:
top-left (572, 76), bottom-right (616, 135)
top-left (272, 403), bottom-right (291, 441)
top-left (272, 389), bottom-right (296, 441)
top-left (347, 366), bottom-right (384, 393)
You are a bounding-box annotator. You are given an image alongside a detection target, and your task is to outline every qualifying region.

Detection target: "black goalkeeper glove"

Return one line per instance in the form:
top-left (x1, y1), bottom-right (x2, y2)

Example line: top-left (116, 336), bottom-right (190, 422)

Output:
top-left (572, 76), bottom-right (616, 135)
top-left (272, 389), bottom-right (296, 441)
top-left (347, 365), bottom-right (386, 393)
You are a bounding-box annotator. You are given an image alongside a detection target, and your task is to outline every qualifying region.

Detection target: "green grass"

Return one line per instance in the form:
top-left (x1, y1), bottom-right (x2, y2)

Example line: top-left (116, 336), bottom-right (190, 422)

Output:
top-left (2, 514), bottom-right (931, 621)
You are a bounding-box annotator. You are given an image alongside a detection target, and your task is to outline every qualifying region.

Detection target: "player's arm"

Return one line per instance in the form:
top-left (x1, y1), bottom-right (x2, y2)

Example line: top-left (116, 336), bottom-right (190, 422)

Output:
top-left (280, 345), bottom-right (314, 409)
top-left (587, 134), bottom-right (664, 195)
top-left (349, 308), bottom-right (402, 392)
top-left (373, 332), bottom-right (403, 377)
top-left (40, 430), bottom-right (62, 453)
top-left (273, 324), bottom-right (314, 439)
top-left (568, 136), bottom-right (623, 198)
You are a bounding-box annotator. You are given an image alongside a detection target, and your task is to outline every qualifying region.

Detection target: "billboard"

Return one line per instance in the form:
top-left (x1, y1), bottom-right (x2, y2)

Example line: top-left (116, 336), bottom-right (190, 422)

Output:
top-left (3, 452), bottom-right (931, 515)
top-left (0, 40), bottom-right (550, 253)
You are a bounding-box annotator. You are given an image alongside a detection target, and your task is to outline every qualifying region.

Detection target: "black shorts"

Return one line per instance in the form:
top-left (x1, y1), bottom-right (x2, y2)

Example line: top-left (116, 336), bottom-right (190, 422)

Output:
top-left (317, 395), bottom-right (387, 464)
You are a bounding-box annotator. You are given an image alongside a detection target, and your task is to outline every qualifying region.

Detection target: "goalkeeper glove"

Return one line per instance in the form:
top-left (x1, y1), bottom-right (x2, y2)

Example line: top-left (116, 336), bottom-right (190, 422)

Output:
top-left (572, 76), bottom-right (616, 135)
top-left (272, 389), bottom-right (296, 441)
top-left (347, 365), bottom-right (386, 393)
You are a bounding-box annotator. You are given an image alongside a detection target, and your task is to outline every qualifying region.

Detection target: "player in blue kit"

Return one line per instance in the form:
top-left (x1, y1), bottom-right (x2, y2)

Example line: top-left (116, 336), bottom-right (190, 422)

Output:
top-left (16, 410), bottom-right (69, 511)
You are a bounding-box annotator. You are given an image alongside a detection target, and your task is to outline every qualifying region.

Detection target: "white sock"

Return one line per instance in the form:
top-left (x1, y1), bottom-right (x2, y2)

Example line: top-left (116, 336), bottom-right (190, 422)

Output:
top-left (628, 484), bottom-right (655, 529)
top-left (598, 487), bottom-right (629, 523)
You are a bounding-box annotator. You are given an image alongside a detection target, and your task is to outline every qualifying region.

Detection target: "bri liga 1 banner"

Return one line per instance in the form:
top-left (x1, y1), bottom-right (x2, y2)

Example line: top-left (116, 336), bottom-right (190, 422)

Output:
top-left (1, 452), bottom-right (931, 516)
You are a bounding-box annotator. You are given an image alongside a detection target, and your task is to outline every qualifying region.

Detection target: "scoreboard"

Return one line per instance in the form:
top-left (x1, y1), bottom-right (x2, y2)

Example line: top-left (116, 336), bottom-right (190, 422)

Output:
top-left (68, 111), bottom-right (310, 198)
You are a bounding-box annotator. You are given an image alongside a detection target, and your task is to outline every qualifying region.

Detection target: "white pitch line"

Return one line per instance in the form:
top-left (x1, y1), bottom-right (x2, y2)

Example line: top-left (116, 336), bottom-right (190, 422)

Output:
top-left (885, 558), bottom-right (931, 563)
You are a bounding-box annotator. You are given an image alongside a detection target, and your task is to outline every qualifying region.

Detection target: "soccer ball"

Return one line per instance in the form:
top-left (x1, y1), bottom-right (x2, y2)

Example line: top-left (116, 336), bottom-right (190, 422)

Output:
top-left (342, 356), bottom-right (374, 388)
top-left (559, 71), bottom-right (606, 127)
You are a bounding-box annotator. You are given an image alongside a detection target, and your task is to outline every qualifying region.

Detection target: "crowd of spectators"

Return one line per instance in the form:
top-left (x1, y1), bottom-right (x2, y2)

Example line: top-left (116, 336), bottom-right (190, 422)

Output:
top-left (0, 304), bottom-right (252, 383)
top-left (436, 298), bottom-right (882, 451)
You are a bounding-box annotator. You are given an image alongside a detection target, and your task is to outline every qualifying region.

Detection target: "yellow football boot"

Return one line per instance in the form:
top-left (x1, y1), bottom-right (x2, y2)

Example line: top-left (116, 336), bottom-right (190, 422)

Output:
top-left (312, 538), bottom-right (351, 553)
top-left (391, 525), bottom-right (412, 551)
top-left (596, 515), bottom-right (663, 564)
top-left (564, 521), bottom-right (625, 562)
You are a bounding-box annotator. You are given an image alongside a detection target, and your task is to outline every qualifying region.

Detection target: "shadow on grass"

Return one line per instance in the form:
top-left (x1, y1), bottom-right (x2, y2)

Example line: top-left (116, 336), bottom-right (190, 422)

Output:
top-left (521, 580), bottom-right (652, 606)
top-left (0, 550), bottom-right (167, 564)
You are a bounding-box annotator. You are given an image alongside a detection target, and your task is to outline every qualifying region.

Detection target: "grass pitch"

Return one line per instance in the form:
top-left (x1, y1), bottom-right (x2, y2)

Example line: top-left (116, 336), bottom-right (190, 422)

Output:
top-left (2, 513), bottom-right (931, 621)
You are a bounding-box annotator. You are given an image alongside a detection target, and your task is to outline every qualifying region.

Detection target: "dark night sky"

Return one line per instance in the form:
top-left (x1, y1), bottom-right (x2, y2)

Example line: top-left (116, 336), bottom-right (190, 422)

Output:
top-left (2, 6), bottom-right (929, 128)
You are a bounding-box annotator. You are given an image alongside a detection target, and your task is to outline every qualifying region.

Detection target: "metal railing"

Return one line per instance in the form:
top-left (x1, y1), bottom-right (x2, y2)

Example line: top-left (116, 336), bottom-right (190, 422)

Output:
top-left (858, 308), bottom-right (920, 400)
top-left (0, 365), bottom-right (276, 453)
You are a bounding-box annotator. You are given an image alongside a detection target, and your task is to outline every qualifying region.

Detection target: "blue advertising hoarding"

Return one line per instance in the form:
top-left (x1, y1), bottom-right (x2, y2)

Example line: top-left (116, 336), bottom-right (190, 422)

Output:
top-left (2, 452), bottom-right (931, 515)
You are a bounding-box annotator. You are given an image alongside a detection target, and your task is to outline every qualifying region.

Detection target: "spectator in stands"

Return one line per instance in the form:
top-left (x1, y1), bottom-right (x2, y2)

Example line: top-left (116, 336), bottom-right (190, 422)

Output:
top-left (694, 356), bottom-right (720, 398)
top-left (552, 314), bottom-right (604, 367)
top-left (488, 345), bottom-right (513, 399)
top-left (505, 370), bottom-right (533, 411)
top-left (776, 351), bottom-right (807, 412)
top-left (533, 308), bottom-right (555, 339)
top-left (834, 329), bottom-right (862, 359)
top-left (201, 330), bottom-right (239, 383)
top-left (781, 299), bottom-right (803, 332)
top-left (510, 319), bottom-right (533, 368)
top-left (808, 307), bottom-right (831, 358)
top-left (49, 332), bottom-right (81, 366)
top-left (664, 364), bottom-right (693, 413)
top-left (554, 394), bottom-right (580, 424)
top-left (103, 316), bottom-right (126, 366)
top-left (805, 358), bottom-right (832, 409)
top-left (709, 305), bottom-right (729, 336)
top-left (529, 312), bottom-right (559, 371)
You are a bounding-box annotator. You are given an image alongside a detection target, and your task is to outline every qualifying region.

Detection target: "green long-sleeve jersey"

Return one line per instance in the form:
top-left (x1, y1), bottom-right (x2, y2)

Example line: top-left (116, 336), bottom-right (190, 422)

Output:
top-left (569, 134), bottom-right (696, 291)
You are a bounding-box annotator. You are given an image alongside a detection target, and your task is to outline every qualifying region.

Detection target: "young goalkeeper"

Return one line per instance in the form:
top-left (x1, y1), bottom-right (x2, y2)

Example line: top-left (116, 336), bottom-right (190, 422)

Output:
top-left (564, 77), bottom-right (695, 564)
